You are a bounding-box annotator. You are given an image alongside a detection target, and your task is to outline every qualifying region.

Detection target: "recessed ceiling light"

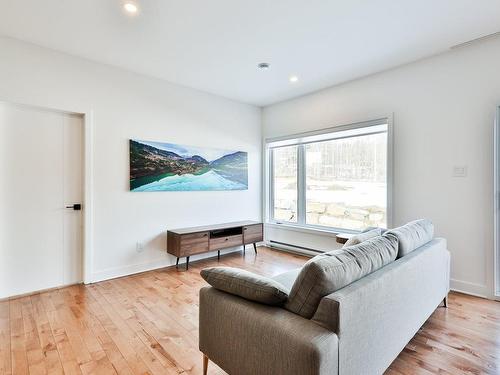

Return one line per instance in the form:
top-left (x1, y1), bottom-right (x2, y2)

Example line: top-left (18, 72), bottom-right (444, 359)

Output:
top-left (289, 75), bottom-right (299, 83)
top-left (257, 62), bottom-right (270, 70)
top-left (124, 2), bottom-right (138, 13)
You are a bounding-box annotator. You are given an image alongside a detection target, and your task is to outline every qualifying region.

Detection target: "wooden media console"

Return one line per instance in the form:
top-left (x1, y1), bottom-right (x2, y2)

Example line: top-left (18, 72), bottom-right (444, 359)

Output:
top-left (167, 221), bottom-right (263, 270)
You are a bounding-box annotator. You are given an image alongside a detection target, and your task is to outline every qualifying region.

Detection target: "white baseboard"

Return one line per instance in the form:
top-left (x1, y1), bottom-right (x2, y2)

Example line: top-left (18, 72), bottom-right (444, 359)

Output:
top-left (450, 278), bottom-right (489, 298)
top-left (91, 258), bottom-right (172, 283)
top-left (89, 247), bottom-right (246, 284)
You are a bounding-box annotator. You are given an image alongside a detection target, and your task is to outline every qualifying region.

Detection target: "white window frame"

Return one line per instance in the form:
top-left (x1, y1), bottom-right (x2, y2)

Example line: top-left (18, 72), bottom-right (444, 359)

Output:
top-left (264, 117), bottom-right (394, 234)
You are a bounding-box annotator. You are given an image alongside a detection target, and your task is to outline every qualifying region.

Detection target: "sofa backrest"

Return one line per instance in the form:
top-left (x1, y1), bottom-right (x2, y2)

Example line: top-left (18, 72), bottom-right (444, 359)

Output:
top-left (284, 234), bottom-right (398, 319)
top-left (384, 219), bottom-right (434, 258)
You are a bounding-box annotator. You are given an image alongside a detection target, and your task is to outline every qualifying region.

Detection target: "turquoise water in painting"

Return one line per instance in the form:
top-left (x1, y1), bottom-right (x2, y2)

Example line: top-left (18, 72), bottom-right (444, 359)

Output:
top-left (131, 170), bottom-right (247, 192)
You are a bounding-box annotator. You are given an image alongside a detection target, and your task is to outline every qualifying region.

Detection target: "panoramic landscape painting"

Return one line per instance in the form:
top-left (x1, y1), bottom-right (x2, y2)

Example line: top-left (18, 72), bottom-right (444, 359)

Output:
top-left (129, 139), bottom-right (248, 191)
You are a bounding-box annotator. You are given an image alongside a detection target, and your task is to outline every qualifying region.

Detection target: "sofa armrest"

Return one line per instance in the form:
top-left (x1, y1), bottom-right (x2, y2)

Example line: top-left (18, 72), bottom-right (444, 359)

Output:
top-left (199, 287), bottom-right (338, 375)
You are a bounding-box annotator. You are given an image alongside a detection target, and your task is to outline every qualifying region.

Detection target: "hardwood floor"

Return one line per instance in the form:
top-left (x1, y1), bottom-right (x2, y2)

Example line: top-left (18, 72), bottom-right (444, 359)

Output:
top-left (0, 247), bottom-right (499, 375)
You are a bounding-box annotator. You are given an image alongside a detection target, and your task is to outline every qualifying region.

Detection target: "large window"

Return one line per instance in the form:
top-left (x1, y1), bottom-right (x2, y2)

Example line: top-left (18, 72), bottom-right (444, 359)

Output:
top-left (268, 119), bottom-right (391, 232)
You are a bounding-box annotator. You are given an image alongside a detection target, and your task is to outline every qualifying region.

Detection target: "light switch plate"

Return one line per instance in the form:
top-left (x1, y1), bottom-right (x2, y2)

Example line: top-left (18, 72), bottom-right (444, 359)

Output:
top-left (452, 165), bottom-right (468, 177)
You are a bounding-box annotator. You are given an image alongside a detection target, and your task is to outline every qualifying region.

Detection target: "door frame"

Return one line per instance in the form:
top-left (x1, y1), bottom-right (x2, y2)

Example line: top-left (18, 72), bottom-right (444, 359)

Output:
top-left (0, 100), bottom-right (94, 285)
top-left (494, 106), bottom-right (500, 299)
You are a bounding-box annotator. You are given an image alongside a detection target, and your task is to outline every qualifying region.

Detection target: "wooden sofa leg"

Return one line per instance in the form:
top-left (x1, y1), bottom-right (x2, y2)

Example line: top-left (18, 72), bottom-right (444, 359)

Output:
top-left (203, 354), bottom-right (209, 375)
top-left (443, 295), bottom-right (448, 308)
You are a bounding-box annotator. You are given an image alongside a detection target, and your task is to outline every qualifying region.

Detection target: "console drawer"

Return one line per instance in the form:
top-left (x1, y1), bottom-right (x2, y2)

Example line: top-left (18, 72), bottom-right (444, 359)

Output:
top-left (209, 234), bottom-right (243, 250)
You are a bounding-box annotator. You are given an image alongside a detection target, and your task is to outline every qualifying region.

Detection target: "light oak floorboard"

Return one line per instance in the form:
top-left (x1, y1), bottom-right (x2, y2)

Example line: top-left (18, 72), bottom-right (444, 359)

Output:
top-left (2, 247), bottom-right (499, 374)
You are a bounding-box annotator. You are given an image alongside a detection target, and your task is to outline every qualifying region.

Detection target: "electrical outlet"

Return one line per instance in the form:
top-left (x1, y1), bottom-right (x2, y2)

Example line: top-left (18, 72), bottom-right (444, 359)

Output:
top-left (452, 165), bottom-right (468, 177)
top-left (136, 241), bottom-right (144, 253)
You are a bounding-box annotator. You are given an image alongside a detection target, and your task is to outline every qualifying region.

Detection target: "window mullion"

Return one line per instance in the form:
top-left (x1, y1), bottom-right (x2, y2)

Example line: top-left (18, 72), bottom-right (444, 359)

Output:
top-left (297, 144), bottom-right (306, 225)
top-left (268, 148), bottom-right (275, 222)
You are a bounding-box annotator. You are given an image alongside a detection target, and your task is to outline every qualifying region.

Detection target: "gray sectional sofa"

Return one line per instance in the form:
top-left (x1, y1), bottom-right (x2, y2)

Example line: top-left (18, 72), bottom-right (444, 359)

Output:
top-left (199, 220), bottom-right (450, 375)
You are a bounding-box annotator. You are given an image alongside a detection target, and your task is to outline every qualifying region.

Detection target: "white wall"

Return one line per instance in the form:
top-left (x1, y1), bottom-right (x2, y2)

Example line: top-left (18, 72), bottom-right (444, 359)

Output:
top-left (263, 37), bottom-right (500, 298)
top-left (0, 37), bottom-right (262, 285)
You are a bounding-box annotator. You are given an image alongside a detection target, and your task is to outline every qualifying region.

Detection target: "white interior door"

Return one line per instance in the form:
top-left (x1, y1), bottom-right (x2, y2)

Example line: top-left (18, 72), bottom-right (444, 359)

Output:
top-left (0, 102), bottom-right (83, 298)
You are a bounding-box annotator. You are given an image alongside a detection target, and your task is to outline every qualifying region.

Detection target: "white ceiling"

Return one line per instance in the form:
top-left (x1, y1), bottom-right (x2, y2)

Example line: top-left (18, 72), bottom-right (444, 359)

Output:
top-left (1, 0), bottom-right (500, 106)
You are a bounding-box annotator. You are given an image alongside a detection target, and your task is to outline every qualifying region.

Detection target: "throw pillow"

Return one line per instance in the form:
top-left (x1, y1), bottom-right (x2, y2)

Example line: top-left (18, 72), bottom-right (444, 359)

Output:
top-left (385, 219), bottom-right (434, 258)
top-left (200, 267), bottom-right (289, 306)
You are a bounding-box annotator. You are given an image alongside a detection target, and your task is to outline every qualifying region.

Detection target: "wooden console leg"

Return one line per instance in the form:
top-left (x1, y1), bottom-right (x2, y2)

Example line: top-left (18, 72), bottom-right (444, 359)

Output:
top-left (253, 243), bottom-right (257, 254)
top-left (186, 256), bottom-right (190, 270)
top-left (203, 354), bottom-right (209, 375)
top-left (218, 250), bottom-right (220, 261)
top-left (176, 257), bottom-right (179, 268)
top-left (443, 295), bottom-right (448, 308)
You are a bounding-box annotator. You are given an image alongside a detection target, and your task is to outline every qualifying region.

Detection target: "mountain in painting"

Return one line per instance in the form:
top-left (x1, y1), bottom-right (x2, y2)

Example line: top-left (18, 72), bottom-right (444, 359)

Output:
top-left (210, 151), bottom-right (248, 185)
top-left (130, 140), bottom-right (209, 177)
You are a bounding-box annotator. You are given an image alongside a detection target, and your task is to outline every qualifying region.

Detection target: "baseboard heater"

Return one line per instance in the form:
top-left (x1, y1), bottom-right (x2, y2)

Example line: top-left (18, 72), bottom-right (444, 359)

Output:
top-left (268, 240), bottom-right (323, 254)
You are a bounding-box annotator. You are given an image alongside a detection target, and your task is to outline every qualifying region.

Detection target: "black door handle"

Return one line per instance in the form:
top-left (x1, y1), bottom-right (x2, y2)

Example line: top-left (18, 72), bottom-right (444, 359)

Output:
top-left (66, 204), bottom-right (82, 211)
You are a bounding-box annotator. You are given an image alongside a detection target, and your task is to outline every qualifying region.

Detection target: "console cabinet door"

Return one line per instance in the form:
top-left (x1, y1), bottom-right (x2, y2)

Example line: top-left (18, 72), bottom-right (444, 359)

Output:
top-left (243, 224), bottom-right (263, 244)
top-left (180, 232), bottom-right (209, 256)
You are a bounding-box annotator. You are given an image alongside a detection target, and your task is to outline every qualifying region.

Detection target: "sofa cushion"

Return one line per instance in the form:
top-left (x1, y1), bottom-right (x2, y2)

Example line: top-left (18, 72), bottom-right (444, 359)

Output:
top-left (200, 267), bottom-right (289, 306)
top-left (362, 226), bottom-right (387, 234)
top-left (385, 219), bottom-right (434, 258)
top-left (343, 228), bottom-right (382, 247)
top-left (285, 234), bottom-right (398, 318)
top-left (271, 268), bottom-right (301, 290)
